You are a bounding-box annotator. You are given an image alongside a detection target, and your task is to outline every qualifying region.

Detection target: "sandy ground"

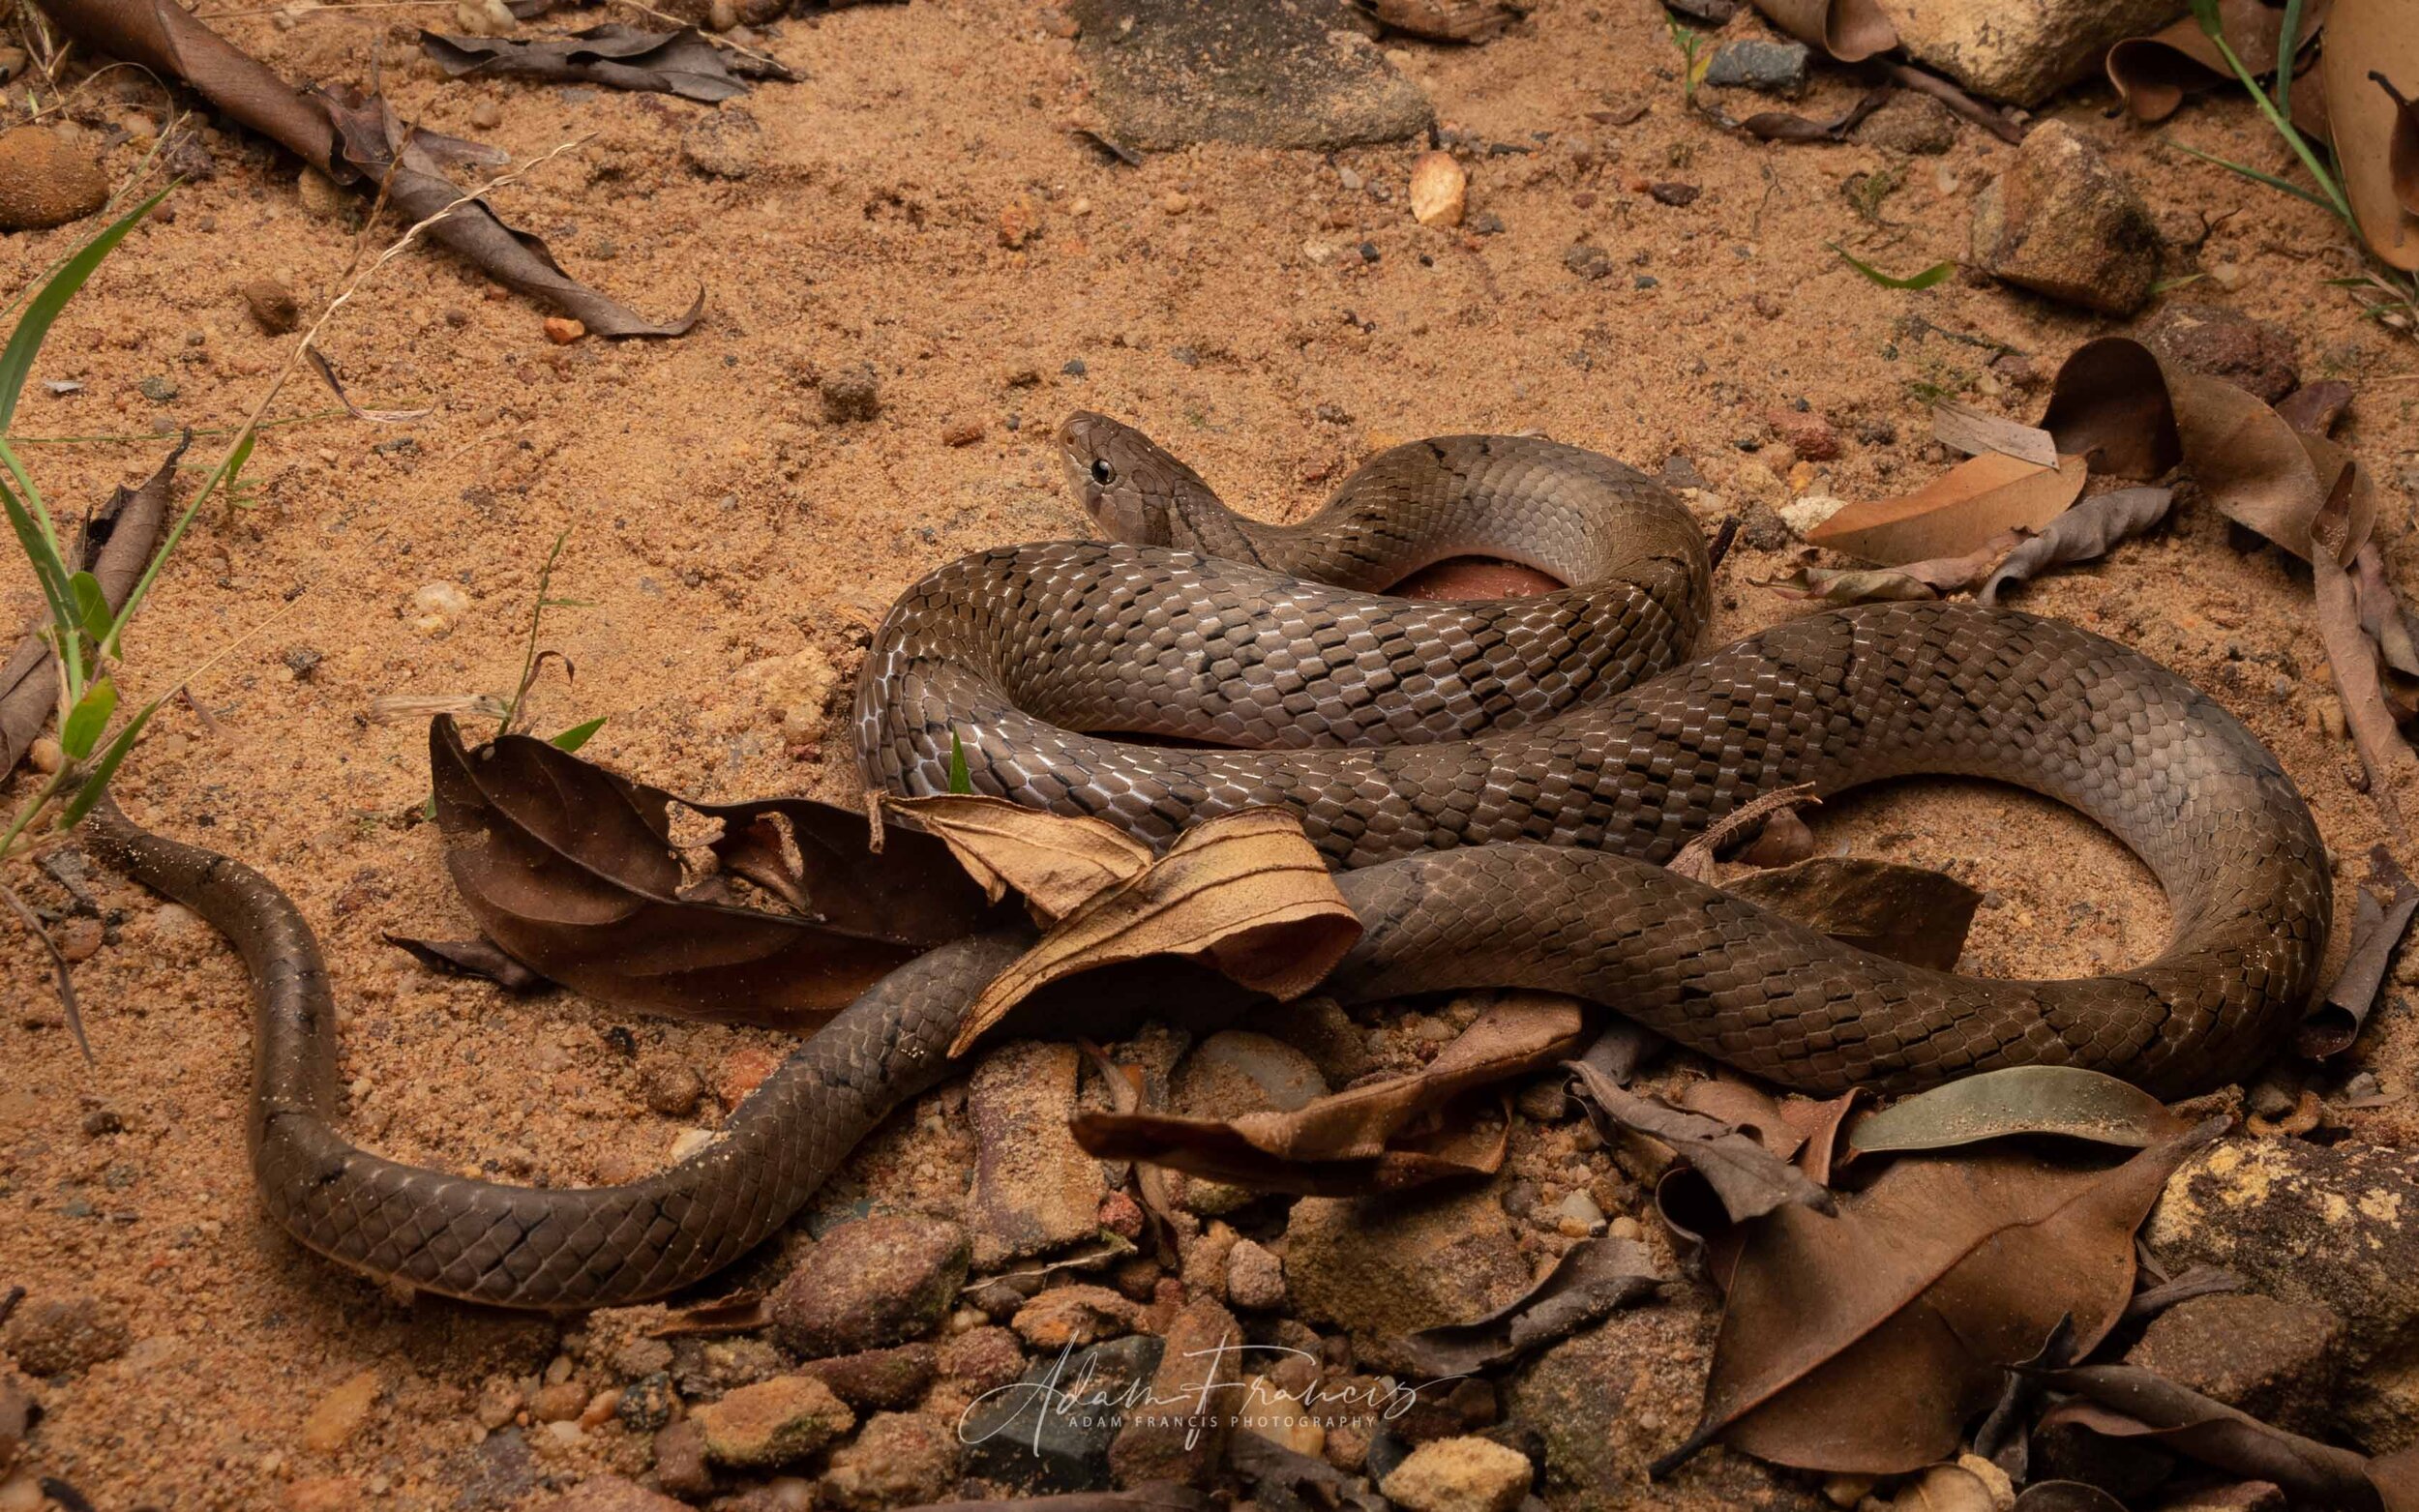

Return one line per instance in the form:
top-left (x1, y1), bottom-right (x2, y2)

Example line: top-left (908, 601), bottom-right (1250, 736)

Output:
top-left (2, 0), bottom-right (2417, 1506)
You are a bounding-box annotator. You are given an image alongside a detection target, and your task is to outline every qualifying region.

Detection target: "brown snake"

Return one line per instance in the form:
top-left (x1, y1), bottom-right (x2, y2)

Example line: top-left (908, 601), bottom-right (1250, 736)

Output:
top-left (85, 412), bottom-right (2330, 1309)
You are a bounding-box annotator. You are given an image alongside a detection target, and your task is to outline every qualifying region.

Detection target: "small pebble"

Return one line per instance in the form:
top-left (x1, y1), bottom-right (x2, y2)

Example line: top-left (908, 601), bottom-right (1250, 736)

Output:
top-left (640, 1054), bottom-right (704, 1116)
top-left (0, 127), bottom-right (109, 230)
top-left (1408, 150), bottom-right (1465, 228)
top-left (469, 99), bottom-right (503, 130)
top-left (940, 419), bottom-right (985, 447)
top-left (1158, 191), bottom-right (1191, 215)
top-left (543, 316), bottom-right (585, 344)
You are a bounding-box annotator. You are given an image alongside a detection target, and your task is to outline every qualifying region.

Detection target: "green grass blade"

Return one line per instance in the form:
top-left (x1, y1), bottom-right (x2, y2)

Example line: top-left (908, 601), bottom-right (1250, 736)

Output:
top-left (550, 716), bottom-right (606, 753)
top-left (0, 470), bottom-right (74, 637)
top-left (1828, 244), bottom-right (1955, 289)
top-left (104, 429), bottom-right (252, 658)
top-left (0, 187), bottom-right (171, 434)
top-left (59, 698), bottom-right (159, 828)
top-left (2165, 140), bottom-right (2336, 209)
top-left (2274, 0), bottom-right (2303, 119)
top-left (947, 732), bottom-right (971, 794)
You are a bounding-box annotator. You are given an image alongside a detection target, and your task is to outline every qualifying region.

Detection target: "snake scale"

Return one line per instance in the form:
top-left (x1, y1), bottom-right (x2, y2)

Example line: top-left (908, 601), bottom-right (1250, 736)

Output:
top-left (83, 411), bottom-right (2331, 1309)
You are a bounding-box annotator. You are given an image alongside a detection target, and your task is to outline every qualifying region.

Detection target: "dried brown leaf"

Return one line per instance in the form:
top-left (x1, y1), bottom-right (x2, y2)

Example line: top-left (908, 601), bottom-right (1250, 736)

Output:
top-left (1761, 532), bottom-right (2022, 605)
top-left (1569, 1061), bottom-right (1837, 1224)
top-left (951, 810), bottom-right (1360, 1056)
top-left (1669, 785), bottom-right (1819, 882)
top-left (1745, 0), bottom-right (1896, 62)
top-left (2354, 542), bottom-right (2419, 677)
top-left (884, 793), bottom-right (1152, 917)
top-left (430, 717), bottom-right (1004, 1026)
top-left (1979, 487), bottom-right (2174, 605)
top-left (382, 932), bottom-right (550, 992)
top-left (304, 346), bottom-right (433, 424)
top-left (1660, 1120), bottom-right (2221, 1476)
top-left (1932, 401), bottom-right (2059, 468)
top-left (2313, 466), bottom-right (2418, 832)
top-left (2032, 1366), bottom-right (2386, 1510)
top-left (1739, 88), bottom-right (1889, 143)
top-left (1070, 991), bottom-right (1586, 1195)
top-left (1723, 856), bottom-right (1982, 971)
top-left (419, 23), bottom-right (795, 103)
top-left (2302, 844), bottom-right (2419, 1056)
top-left (1399, 1235), bottom-right (1664, 1375)
top-left (1807, 454), bottom-right (2087, 566)
top-left (2324, 3), bottom-right (2419, 270)
top-left (2107, 0), bottom-right (2330, 124)
top-left (2276, 379), bottom-right (2354, 435)
top-left (1846, 1066), bottom-right (2190, 1156)
top-left (1351, 0), bottom-right (1522, 42)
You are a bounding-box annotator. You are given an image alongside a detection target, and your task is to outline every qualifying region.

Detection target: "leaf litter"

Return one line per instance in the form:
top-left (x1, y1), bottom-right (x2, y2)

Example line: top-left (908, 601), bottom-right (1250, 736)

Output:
top-left (420, 24), bottom-right (797, 103)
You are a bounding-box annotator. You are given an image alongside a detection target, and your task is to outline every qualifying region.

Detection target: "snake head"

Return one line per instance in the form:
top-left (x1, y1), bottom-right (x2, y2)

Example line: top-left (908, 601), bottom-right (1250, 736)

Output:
top-left (1056, 410), bottom-right (1218, 548)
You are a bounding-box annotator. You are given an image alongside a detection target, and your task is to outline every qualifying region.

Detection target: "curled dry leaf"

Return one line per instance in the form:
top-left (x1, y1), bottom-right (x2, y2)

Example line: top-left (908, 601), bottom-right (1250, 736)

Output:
top-left (1845, 1066), bottom-right (2190, 1156)
top-left (2106, 0), bottom-right (2331, 126)
top-left (2354, 543), bottom-right (2419, 677)
top-left (420, 24), bottom-right (797, 104)
top-left (1568, 1060), bottom-right (1836, 1225)
top-left (1668, 784), bottom-right (1819, 882)
top-left (1399, 1235), bottom-right (1664, 1375)
top-left (2122, 1263), bottom-right (2244, 1322)
top-left (1761, 532), bottom-right (2021, 605)
top-left (28, 0), bottom-right (702, 336)
top-left (2313, 467), bottom-right (2418, 832)
top-left (2276, 378), bottom-right (2355, 436)
top-left (885, 793), bottom-right (1152, 918)
top-left (429, 717), bottom-right (1004, 1026)
top-left (1723, 856), bottom-right (1982, 972)
top-left (2030, 1366), bottom-right (2388, 1511)
top-left (1807, 453), bottom-right (2088, 567)
top-left (1, 441), bottom-right (178, 775)
top-left (1227, 1433), bottom-right (1387, 1512)
top-left (1978, 487), bottom-right (2173, 605)
top-left (381, 932), bottom-right (550, 992)
top-left (2008, 1482), bottom-right (2128, 1512)
top-left (1658, 1119), bottom-right (2222, 1477)
top-left (1746, 0), bottom-right (1896, 62)
top-left (2301, 844), bottom-right (2419, 1057)
top-left (1738, 88), bottom-right (1889, 144)
top-left (1069, 992), bottom-right (1588, 1195)
top-left (2322, 0), bottom-right (2419, 270)
top-left (1932, 401), bottom-right (2059, 469)
top-left (950, 810), bottom-right (1360, 1056)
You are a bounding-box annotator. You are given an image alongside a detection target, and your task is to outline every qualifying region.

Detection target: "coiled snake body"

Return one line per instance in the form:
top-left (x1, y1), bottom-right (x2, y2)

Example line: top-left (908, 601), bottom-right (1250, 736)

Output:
top-left (89, 412), bottom-right (2330, 1309)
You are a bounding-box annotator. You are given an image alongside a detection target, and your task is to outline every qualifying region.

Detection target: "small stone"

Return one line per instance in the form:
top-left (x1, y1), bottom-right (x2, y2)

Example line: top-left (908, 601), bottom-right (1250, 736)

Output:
top-left (1379, 1435), bottom-right (1532, 1512)
top-left (969, 1041), bottom-right (1107, 1267)
top-left (1158, 191), bottom-right (1191, 215)
top-left (1563, 244), bottom-right (1612, 281)
top-left (137, 375), bottom-right (178, 402)
top-left (652, 1420), bottom-right (711, 1497)
top-left (409, 580), bottom-right (470, 637)
top-left (638, 1054), bottom-right (703, 1117)
top-left (1110, 1298), bottom-right (1242, 1487)
top-left (1970, 121), bottom-right (2160, 315)
top-left (681, 105), bottom-right (762, 179)
top-left (24, 738), bottom-right (61, 774)
top-left (615, 1372), bottom-right (675, 1433)
top-left (941, 419), bottom-right (985, 447)
top-left (938, 1325), bottom-right (1026, 1397)
top-left (0, 45), bottom-right (25, 83)
top-left (1737, 502), bottom-right (1794, 552)
top-left (3, 1297), bottom-right (128, 1377)
top-left (1554, 1190), bottom-right (1605, 1236)
top-left (768, 1215), bottom-right (970, 1357)
top-left (469, 99), bottom-right (503, 130)
top-left (706, 0), bottom-right (737, 29)
top-left (715, 1044), bottom-right (783, 1106)
top-left (296, 166), bottom-right (345, 219)
top-left (1226, 1238), bottom-right (1287, 1311)
top-left (1764, 406), bottom-right (1840, 461)
top-left (1648, 181), bottom-right (1701, 207)
top-left (1779, 492), bottom-right (1849, 536)
top-left (301, 1369), bottom-right (381, 1453)
top-left (474, 1378), bottom-right (523, 1430)
top-left (1408, 150), bottom-right (1466, 228)
top-left (691, 1375), bottom-right (854, 1468)
top-left (57, 920), bottom-right (104, 964)
top-left (797, 1343), bottom-right (937, 1411)
top-left (818, 1411), bottom-right (961, 1510)
top-left (543, 317), bottom-right (585, 345)
top-left (1286, 1186), bottom-right (1530, 1372)
top-left (2127, 1292), bottom-right (2345, 1435)
top-left (243, 280), bottom-right (302, 336)
top-left (1010, 1285), bottom-right (1139, 1349)
top-left (541, 1475), bottom-right (693, 1512)
top-left (1889, 0), bottom-right (2188, 106)
top-left (1855, 92), bottom-right (1958, 155)
top-left (1, 1376), bottom-right (32, 1474)
top-left (1061, 357), bottom-right (1088, 376)
top-left (820, 362), bottom-right (881, 424)
top-left (1702, 38), bottom-right (1810, 94)
top-left (0, 128), bottom-right (108, 230)
top-left (960, 1334), bottom-right (1163, 1492)
top-left (530, 1380), bottom-right (589, 1423)
top-left (2142, 304), bottom-right (2300, 404)
top-left (998, 193), bottom-right (1044, 249)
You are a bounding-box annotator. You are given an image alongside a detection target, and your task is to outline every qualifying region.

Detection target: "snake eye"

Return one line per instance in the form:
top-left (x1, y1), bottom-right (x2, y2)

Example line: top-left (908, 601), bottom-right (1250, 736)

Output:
top-left (1090, 459), bottom-right (1116, 486)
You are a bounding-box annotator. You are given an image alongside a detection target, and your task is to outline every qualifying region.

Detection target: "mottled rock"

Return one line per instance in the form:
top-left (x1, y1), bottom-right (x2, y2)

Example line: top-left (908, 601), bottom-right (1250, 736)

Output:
top-left (819, 1410), bottom-right (962, 1510)
top-left (1763, 407), bottom-right (1839, 461)
top-left (530, 1380), bottom-right (589, 1423)
top-left (542, 1475), bottom-right (693, 1512)
top-left (670, 1335), bottom-right (788, 1398)
top-left (1071, 0), bottom-right (1432, 151)
top-left (768, 1216), bottom-right (969, 1357)
top-left (1111, 1298), bottom-right (1244, 1487)
top-left (2128, 1292), bottom-right (2344, 1437)
top-left (1, 1297), bottom-right (127, 1377)
top-left (1379, 1435), bottom-right (1534, 1512)
top-left (819, 362), bottom-right (881, 424)
top-left (2146, 1137), bottom-right (2419, 1449)
top-left (1854, 92), bottom-right (1958, 155)
top-left (2142, 304), bottom-right (2301, 404)
top-left (1970, 122), bottom-right (2160, 315)
top-left (970, 1041), bottom-right (1107, 1267)
top-left (615, 1372), bottom-right (676, 1433)
top-left (960, 1333), bottom-right (1165, 1491)
top-left (1174, 1031), bottom-right (1329, 1115)
top-left (1285, 1185), bottom-right (1530, 1371)
top-left (797, 1343), bottom-right (938, 1412)
top-left (651, 1419), bottom-right (712, 1498)
top-left (0, 127), bottom-right (108, 230)
top-left (680, 104), bottom-right (761, 178)
top-left (1227, 1238), bottom-right (1288, 1311)
top-left (638, 1053), bottom-right (704, 1117)
top-left (691, 1375), bottom-right (854, 1468)
top-left (1012, 1285), bottom-right (1140, 1349)
top-left (1702, 39), bottom-right (1809, 94)
top-left (1564, 244), bottom-right (1613, 281)
top-left (940, 1325), bottom-right (1028, 1396)
top-left (242, 279), bottom-right (302, 336)
top-left (1737, 502), bottom-right (1794, 552)
top-left (1886, 0), bottom-right (2189, 105)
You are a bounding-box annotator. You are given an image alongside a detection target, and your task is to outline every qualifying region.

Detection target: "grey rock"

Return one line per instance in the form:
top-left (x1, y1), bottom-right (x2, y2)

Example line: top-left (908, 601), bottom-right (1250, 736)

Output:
top-left (670, 1334), bottom-right (788, 1399)
top-left (1970, 121), bottom-right (2161, 315)
top-left (939, 1325), bottom-right (1028, 1396)
top-left (614, 1372), bottom-right (676, 1433)
top-left (1071, 0), bottom-right (1433, 152)
top-left (960, 1333), bottom-right (1166, 1492)
top-left (680, 104), bottom-right (761, 179)
top-left (768, 1216), bottom-right (970, 1357)
top-left (970, 1041), bottom-right (1108, 1267)
top-left (1887, 0), bottom-right (2190, 105)
top-left (819, 361), bottom-right (881, 424)
top-left (1175, 1030), bottom-right (1330, 1116)
top-left (1702, 39), bottom-right (1809, 94)
top-left (2146, 1136), bottom-right (2419, 1450)
top-left (1227, 1237), bottom-right (1288, 1311)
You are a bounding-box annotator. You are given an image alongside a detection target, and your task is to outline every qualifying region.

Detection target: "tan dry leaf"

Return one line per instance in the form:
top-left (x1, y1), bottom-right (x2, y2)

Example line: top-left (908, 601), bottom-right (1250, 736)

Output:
top-left (2324, 0), bottom-right (2419, 270)
top-left (885, 792), bottom-right (1152, 917)
top-left (2107, 0), bottom-right (2332, 126)
top-left (1761, 530), bottom-right (2025, 605)
top-left (1932, 401), bottom-right (2059, 468)
top-left (1807, 454), bottom-right (2087, 566)
top-left (1746, 0), bottom-right (1896, 62)
top-left (950, 809), bottom-right (1361, 1055)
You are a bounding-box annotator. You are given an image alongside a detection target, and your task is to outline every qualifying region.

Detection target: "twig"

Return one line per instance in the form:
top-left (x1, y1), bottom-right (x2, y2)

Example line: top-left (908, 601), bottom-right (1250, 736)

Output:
top-left (3, 880), bottom-right (90, 1060)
